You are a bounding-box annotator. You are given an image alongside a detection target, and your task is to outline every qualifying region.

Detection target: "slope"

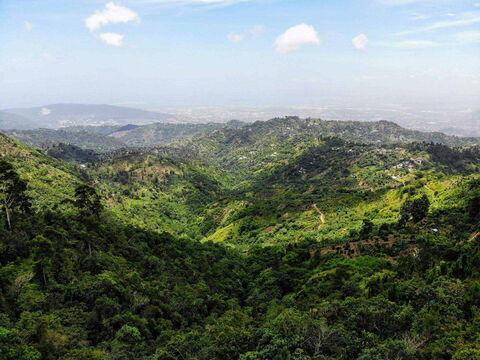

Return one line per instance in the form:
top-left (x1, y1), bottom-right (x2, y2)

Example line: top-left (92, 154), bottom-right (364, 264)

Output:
top-left (8, 128), bottom-right (126, 152)
top-left (0, 131), bottom-right (479, 359)
top-left (201, 138), bottom-right (479, 247)
top-left (168, 117), bottom-right (477, 183)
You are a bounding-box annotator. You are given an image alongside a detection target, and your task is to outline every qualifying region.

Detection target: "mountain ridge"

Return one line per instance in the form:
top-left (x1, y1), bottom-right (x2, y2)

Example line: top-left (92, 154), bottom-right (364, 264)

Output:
top-left (2, 103), bottom-right (176, 129)
top-left (7, 117), bottom-right (479, 154)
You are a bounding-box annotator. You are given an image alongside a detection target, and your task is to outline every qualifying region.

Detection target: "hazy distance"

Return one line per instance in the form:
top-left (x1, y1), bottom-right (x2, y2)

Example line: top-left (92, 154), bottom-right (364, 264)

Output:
top-left (1, 0), bottom-right (479, 132)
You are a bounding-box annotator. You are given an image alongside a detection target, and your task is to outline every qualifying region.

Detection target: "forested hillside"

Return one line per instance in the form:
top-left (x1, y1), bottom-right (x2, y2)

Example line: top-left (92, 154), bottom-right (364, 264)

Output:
top-left (8, 117), bottom-right (478, 153)
top-left (8, 122), bottom-right (245, 152)
top-left (0, 118), bottom-right (479, 359)
top-left (8, 129), bottom-right (126, 153)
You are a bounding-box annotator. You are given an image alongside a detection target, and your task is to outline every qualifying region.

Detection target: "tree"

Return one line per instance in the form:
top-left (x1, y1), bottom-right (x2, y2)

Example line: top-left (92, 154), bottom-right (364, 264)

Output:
top-left (31, 235), bottom-right (55, 287)
top-left (467, 195), bottom-right (480, 221)
top-left (399, 194), bottom-right (430, 225)
top-left (0, 327), bottom-right (41, 360)
top-left (0, 160), bottom-right (31, 230)
top-left (452, 348), bottom-right (480, 360)
top-left (73, 184), bottom-right (103, 255)
top-left (74, 184), bottom-right (102, 219)
top-left (110, 325), bottom-right (145, 359)
top-left (359, 219), bottom-right (374, 239)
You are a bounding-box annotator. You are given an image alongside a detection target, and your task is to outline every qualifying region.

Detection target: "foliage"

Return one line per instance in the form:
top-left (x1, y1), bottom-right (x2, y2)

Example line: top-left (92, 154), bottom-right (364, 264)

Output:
top-left (74, 184), bottom-right (103, 220)
top-left (399, 194), bottom-right (430, 225)
top-left (0, 160), bottom-right (31, 229)
top-left (0, 118), bottom-right (479, 359)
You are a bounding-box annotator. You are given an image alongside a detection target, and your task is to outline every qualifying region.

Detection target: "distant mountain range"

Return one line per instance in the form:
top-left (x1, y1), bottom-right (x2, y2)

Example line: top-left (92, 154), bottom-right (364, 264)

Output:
top-left (168, 106), bottom-right (480, 137)
top-left (0, 110), bottom-right (37, 130)
top-left (0, 103), bottom-right (175, 130)
top-left (2, 103), bottom-right (479, 138)
top-left (6, 117), bottom-right (479, 154)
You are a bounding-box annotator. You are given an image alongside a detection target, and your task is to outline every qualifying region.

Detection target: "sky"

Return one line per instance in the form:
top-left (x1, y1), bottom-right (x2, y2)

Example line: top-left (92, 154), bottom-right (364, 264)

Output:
top-left (0, 0), bottom-right (479, 109)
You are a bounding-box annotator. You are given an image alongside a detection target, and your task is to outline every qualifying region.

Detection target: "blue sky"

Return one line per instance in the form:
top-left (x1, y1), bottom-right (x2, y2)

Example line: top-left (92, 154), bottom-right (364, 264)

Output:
top-left (1, 0), bottom-right (479, 109)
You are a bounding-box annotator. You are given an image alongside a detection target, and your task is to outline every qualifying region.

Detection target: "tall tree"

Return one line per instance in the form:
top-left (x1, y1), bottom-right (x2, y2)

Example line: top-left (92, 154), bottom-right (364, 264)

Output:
top-left (0, 160), bottom-right (31, 230)
top-left (399, 194), bottom-right (430, 225)
top-left (74, 184), bottom-right (103, 255)
top-left (32, 235), bottom-right (54, 287)
top-left (74, 184), bottom-right (102, 220)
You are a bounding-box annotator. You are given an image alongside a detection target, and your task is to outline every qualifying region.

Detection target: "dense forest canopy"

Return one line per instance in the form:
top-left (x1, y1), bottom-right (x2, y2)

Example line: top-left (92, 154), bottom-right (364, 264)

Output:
top-left (8, 117), bottom-right (479, 153)
top-left (0, 118), bottom-right (479, 359)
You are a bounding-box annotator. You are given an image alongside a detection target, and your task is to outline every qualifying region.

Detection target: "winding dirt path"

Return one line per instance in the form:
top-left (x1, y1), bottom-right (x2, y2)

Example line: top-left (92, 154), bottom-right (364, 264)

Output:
top-left (312, 204), bottom-right (325, 230)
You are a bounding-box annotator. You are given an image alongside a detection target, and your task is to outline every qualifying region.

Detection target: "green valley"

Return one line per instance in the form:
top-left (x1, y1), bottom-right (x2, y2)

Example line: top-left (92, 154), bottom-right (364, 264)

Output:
top-left (0, 117), bottom-right (479, 359)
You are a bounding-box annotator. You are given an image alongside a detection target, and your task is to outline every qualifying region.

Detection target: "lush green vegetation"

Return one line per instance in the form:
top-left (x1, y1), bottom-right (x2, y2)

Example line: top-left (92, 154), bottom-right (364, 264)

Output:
top-left (8, 121), bottom-right (245, 152)
top-left (8, 129), bottom-right (125, 153)
top-left (9, 117), bottom-right (478, 153)
top-left (0, 118), bottom-right (479, 359)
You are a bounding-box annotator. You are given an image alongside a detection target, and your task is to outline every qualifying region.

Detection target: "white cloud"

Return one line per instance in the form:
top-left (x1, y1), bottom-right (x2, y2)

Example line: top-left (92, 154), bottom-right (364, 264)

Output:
top-left (352, 34), bottom-right (369, 50)
top-left (99, 32), bottom-right (124, 47)
top-left (85, 2), bottom-right (139, 32)
top-left (227, 25), bottom-right (264, 42)
top-left (40, 107), bottom-right (51, 116)
top-left (396, 12), bottom-right (480, 35)
top-left (275, 24), bottom-right (320, 54)
top-left (455, 30), bottom-right (480, 43)
top-left (24, 21), bottom-right (33, 32)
